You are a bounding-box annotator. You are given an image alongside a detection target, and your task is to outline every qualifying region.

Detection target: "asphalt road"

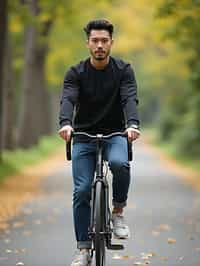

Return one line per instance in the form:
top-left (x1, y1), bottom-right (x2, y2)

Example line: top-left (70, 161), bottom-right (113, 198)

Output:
top-left (0, 141), bottom-right (200, 266)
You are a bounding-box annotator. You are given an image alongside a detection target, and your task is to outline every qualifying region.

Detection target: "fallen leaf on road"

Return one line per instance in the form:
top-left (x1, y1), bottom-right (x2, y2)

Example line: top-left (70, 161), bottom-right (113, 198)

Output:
top-left (13, 221), bottom-right (26, 228)
top-left (142, 256), bottom-right (149, 260)
top-left (157, 224), bottom-right (171, 231)
top-left (134, 262), bottom-right (149, 266)
top-left (5, 249), bottom-right (12, 253)
top-left (148, 252), bottom-right (156, 257)
top-left (112, 254), bottom-right (134, 259)
top-left (23, 230), bottom-right (32, 236)
top-left (112, 254), bottom-right (121, 259)
top-left (121, 255), bottom-right (131, 259)
top-left (0, 150), bottom-right (63, 228)
top-left (152, 231), bottom-right (160, 237)
top-left (168, 238), bottom-right (176, 244)
top-left (141, 252), bottom-right (156, 259)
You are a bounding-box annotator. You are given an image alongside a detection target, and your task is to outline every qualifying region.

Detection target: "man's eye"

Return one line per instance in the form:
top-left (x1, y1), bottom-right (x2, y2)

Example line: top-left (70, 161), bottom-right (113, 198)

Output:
top-left (90, 38), bottom-right (109, 44)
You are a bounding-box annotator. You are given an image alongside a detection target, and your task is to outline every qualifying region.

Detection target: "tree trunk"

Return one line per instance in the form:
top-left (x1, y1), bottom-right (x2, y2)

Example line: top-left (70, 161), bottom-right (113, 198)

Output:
top-left (0, 0), bottom-right (8, 161)
top-left (2, 33), bottom-right (15, 150)
top-left (50, 91), bottom-right (61, 133)
top-left (17, 0), bottom-right (52, 148)
top-left (34, 44), bottom-right (52, 137)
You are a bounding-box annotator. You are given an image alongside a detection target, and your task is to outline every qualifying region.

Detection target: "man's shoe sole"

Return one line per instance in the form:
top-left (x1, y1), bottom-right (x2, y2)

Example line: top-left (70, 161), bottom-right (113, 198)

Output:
top-left (113, 232), bottom-right (130, 239)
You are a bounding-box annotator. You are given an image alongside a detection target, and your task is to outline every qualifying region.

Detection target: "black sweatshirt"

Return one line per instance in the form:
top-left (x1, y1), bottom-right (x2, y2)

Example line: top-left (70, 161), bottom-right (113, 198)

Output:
top-left (59, 56), bottom-right (140, 137)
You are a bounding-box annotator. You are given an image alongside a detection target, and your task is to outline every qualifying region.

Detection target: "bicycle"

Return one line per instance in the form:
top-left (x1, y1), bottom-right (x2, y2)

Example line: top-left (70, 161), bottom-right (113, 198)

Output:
top-left (66, 131), bottom-right (132, 266)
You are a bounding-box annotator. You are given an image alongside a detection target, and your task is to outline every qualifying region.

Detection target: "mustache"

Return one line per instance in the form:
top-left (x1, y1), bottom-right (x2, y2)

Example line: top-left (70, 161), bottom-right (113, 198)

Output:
top-left (95, 49), bottom-right (105, 52)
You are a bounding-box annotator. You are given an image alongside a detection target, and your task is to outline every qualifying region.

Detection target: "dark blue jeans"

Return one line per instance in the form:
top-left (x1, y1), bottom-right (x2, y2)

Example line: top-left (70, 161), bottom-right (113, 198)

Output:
top-left (72, 136), bottom-right (131, 249)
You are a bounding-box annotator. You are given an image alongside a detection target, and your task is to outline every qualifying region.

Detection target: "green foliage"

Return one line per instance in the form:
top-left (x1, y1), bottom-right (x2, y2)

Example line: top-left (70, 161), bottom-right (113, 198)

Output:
top-left (145, 127), bottom-right (200, 172)
top-left (46, 0), bottom-right (110, 89)
top-left (156, 0), bottom-right (200, 157)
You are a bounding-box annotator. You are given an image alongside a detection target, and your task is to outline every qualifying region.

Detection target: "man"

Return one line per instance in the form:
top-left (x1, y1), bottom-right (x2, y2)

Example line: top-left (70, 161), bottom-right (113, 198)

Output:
top-left (59, 19), bottom-right (140, 266)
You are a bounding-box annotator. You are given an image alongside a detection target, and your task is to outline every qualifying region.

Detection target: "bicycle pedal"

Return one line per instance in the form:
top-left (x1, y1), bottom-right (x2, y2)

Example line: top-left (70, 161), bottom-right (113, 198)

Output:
top-left (107, 243), bottom-right (124, 250)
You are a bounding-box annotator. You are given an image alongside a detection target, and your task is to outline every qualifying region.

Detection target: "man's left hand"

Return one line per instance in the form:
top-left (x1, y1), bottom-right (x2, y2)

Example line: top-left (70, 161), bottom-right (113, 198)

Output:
top-left (126, 127), bottom-right (140, 142)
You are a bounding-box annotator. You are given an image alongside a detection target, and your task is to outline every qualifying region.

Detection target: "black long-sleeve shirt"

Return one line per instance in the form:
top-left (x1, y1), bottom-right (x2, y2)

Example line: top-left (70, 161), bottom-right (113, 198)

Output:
top-left (59, 56), bottom-right (140, 136)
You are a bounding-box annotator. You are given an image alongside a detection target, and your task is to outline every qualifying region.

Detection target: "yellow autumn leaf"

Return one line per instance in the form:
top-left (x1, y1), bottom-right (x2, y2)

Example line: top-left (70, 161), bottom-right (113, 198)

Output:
top-left (168, 237), bottom-right (176, 244)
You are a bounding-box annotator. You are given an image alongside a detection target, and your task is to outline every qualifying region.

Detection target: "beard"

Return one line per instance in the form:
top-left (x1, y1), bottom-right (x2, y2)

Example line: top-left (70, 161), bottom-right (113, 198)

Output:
top-left (91, 49), bottom-right (110, 61)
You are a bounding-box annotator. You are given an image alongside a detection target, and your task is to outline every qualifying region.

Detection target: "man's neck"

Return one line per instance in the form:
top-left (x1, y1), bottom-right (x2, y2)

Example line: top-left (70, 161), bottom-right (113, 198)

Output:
top-left (90, 56), bottom-right (110, 70)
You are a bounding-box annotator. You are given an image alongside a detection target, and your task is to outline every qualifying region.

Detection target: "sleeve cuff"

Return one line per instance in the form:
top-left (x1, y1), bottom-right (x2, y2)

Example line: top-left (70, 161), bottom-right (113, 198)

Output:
top-left (60, 119), bottom-right (72, 128)
top-left (127, 120), bottom-right (140, 130)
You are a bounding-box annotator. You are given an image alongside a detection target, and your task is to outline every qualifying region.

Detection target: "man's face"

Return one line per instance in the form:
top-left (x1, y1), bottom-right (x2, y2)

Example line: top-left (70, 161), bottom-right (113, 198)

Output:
top-left (86, 30), bottom-right (113, 61)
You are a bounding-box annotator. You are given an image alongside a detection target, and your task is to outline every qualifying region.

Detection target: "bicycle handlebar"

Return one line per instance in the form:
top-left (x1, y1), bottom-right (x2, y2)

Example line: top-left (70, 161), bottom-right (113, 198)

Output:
top-left (66, 131), bottom-right (133, 161)
top-left (72, 131), bottom-right (126, 139)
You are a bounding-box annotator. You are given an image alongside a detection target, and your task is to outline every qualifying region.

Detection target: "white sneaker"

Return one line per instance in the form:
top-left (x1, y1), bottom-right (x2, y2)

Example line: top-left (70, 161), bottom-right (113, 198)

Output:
top-left (71, 249), bottom-right (92, 266)
top-left (112, 213), bottom-right (130, 239)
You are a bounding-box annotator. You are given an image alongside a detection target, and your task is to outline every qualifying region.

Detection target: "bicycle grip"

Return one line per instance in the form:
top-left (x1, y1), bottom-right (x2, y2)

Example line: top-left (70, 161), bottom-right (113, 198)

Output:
top-left (66, 139), bottom-right (72, 161)
top-left (128, 141), bottom-right (133, 161)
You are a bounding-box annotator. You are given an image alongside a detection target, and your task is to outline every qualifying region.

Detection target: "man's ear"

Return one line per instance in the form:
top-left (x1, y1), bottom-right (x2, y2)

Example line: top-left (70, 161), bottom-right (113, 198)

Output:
top-left (111, 38), bottom-right (114, 46)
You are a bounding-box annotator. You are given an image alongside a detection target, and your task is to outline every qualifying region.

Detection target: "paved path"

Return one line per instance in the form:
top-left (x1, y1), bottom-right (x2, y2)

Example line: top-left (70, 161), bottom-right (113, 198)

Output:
top-left (0, 141), bottom-right (200, 266)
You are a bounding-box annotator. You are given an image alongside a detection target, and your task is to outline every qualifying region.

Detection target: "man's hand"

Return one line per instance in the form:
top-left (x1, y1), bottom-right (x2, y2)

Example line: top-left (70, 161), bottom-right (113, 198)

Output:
top-left (58, 125), bottom-right (73, 142)
top-left (126, 127), bottom-right (140, 142)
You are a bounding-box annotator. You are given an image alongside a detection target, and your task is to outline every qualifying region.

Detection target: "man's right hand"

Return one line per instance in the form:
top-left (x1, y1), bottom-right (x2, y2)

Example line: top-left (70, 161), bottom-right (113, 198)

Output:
top-left (58, 125), bottom-right (73, 142)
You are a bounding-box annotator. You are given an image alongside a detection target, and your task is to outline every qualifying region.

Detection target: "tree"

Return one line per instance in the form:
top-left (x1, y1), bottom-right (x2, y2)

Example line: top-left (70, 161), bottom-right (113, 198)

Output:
top-left (0, 0), bottom-right (8, 160)
top-left (18, 0), bottom-right (53, 147)
top-left (156, 0), bottom-right (200, 156)
top-left (2, 32), bottom-right (15, 149)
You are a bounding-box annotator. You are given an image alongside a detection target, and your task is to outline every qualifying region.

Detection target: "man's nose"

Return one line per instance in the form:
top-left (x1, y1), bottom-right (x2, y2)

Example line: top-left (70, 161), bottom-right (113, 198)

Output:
top-left (97, 41), bottom-right (103, 47)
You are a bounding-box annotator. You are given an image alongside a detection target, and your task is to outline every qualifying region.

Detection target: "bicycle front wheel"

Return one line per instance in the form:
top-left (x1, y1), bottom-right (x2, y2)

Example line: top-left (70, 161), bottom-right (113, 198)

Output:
top-left (94, 181), bottom-right (106, 266)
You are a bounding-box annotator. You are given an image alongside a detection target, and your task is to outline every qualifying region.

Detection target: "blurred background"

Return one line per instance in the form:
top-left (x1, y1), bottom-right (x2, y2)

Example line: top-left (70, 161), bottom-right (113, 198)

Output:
top-left (0, 0), bottom-right (199, 177)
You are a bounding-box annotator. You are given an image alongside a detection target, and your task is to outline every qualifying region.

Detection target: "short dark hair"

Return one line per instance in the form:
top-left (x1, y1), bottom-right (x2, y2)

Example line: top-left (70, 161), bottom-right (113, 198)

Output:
top-left (84, 19), bottom-right (114, 38)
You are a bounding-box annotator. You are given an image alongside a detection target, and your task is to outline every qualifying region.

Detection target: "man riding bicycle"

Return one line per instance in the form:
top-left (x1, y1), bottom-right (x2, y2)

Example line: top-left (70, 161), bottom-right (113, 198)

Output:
top-left (59, 19), bottom-right (140, 266)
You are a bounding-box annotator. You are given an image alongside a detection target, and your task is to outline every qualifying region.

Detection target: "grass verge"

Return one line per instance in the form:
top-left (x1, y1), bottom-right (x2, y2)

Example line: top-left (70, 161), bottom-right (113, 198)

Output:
top-left (143, 127), bottom-right (200, 173)
top-left (0, 135), bottom-right (63, 183)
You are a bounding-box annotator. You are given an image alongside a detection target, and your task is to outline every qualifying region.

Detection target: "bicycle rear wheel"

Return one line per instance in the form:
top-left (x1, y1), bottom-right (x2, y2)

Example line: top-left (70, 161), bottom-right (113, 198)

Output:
top-left (94, 181), bottom-right (106, 266)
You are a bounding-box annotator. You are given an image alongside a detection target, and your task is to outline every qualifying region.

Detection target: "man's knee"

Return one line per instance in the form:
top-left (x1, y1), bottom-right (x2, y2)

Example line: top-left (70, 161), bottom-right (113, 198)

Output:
top-left (109, 159), bottom-right (129, 172)
top-left (73, 185), bottom-right (91, 203)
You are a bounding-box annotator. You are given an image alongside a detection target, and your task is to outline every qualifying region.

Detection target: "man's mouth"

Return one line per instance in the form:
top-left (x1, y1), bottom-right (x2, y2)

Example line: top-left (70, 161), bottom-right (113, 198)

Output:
top-left (95, 50), bottom-right (105, 54)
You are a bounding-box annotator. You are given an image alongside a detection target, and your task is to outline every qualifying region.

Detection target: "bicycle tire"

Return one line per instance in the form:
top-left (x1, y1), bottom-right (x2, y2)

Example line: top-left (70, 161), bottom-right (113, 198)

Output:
top-left (94, 181), bottom-right (106, 266)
